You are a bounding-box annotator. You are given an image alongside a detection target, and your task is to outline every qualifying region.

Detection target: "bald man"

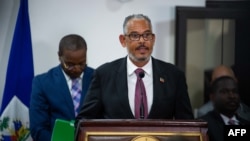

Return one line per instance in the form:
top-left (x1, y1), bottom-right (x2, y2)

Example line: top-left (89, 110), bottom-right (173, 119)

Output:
top-left (211, 65), bottom-right (236, 82)
top-left (197, 65), bottom-right (250, 122)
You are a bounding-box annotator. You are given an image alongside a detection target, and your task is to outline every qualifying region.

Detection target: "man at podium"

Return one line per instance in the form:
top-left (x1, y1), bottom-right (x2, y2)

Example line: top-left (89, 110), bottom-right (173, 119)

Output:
top-left (75, 14), bottom-right (194, 127)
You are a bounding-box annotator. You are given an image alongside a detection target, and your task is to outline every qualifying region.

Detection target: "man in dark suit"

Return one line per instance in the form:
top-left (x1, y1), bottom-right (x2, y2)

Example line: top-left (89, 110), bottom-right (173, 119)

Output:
top-left (75, 14), bottom-right (193, 125)
top-left (197, 65), bottom-right (250, 121)
top-left (29, 34), bottom-right (94, 141)
top-left (199, 76), bottom-right (250, 141)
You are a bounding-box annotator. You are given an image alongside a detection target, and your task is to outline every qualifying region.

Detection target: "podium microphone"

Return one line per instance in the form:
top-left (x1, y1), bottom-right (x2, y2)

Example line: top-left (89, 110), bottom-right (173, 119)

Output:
top-left (138, 71), bottom-right (145, 119)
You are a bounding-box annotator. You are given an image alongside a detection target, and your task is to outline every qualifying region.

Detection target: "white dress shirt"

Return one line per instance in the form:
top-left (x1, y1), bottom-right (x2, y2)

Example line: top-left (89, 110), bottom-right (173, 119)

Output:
top-left (220, 114), bottom-right (239, 125)
top-left (127, 57), bottom-right (153, 116)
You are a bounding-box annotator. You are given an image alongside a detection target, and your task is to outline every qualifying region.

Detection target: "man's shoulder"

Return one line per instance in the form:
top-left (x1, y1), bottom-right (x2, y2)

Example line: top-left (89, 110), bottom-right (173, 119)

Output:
top-left (34, 65), bottom-right (61, 79)
top-left (152, 57), bottom-right (184, 74)
top-left (199, 110), bottom-right (221, 122)
top-left (97, 58), bottom-right (125, 70)
top-left (85, 66), bottom-right (95, 73)
top-left (155, 59), bottom-right (174, 67)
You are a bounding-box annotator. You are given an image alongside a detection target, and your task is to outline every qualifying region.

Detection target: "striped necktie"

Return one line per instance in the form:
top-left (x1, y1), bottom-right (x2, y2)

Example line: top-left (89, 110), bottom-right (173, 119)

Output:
top-left (71, 78), bottom-right (82, 116)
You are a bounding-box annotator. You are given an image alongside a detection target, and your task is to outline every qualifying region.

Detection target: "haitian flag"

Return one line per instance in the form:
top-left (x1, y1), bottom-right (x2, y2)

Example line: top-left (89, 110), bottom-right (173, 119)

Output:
top-left (0, 0), bottom-right (34, 141)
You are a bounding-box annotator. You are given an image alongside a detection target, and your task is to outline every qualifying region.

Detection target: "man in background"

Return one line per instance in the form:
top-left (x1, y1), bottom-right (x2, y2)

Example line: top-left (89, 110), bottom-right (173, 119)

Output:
top-left (198, 76), bottom-right (250, 141)
top-left (29, 34), bottom-right (94, 141)
top-left (197, 65), bottom-right (250, 122)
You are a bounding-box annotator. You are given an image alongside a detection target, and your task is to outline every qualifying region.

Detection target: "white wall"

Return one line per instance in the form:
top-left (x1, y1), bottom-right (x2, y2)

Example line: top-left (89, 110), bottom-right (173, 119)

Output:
top-left (0, 0), bottom-right (205, 109)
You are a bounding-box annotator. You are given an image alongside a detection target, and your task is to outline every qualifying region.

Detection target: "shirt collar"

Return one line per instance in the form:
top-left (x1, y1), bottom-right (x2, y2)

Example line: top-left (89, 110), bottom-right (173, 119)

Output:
top-left (220, 113), bottom-right (239, 125)
top-left (127, 57), bottom-right (152, 77)
top-left (61, 67), bottom-right (83, 81)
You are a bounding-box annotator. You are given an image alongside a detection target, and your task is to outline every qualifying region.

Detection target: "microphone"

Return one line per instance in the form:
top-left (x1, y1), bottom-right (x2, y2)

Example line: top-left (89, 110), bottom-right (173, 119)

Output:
top-left (138, 71), bottom-right (145, 119)
top-left (139, 72), bottom-right (145, 78)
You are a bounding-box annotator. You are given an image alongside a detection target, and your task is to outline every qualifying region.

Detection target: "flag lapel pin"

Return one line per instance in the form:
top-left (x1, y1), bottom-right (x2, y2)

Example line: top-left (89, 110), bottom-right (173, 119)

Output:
top-left (160, 77), bottom-right (165, 83)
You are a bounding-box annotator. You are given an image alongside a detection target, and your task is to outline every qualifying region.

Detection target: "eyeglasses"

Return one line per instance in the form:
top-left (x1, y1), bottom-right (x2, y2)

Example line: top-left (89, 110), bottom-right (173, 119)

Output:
top-left (125, 32), bottom-right (155, 41)
top-left (60, 57), bottom-right (85, 71)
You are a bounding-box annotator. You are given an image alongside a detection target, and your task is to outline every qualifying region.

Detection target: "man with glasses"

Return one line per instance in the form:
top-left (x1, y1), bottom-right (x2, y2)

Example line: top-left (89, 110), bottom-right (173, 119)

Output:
top-left (75, 14), bottom-right (194, 126)
top-left (29, 34), bottom-right (94, 141)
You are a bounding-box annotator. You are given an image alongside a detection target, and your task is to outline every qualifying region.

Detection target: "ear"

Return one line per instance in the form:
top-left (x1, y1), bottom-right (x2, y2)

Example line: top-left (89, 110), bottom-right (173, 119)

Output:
top-left (152, 34), bottom-right (156, 42)
top-left (119, 34), bottom-right (126, 47)
top-left (58, 51), bottom-right (61, 61)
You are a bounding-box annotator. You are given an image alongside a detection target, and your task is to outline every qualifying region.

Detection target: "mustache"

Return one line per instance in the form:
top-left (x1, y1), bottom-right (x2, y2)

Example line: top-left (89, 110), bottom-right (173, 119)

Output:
top-left (226, 100), bottom-right (239, 105)
top-left (136, 44), bottom-right (148, 50)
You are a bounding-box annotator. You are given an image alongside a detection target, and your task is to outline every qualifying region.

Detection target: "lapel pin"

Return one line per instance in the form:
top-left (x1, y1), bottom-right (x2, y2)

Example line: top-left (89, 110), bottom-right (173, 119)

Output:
top-left (160, 77), bottom-right (165, 83)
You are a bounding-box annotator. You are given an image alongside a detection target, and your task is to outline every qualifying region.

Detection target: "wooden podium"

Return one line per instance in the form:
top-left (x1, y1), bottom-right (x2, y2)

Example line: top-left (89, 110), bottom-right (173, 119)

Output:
top-left (76, 119), bottom-right (208, 141)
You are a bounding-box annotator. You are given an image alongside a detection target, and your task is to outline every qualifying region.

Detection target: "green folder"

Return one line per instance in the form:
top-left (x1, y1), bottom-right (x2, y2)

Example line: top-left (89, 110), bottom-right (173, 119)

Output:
top-left (51, 119), bottom-right (75, 141)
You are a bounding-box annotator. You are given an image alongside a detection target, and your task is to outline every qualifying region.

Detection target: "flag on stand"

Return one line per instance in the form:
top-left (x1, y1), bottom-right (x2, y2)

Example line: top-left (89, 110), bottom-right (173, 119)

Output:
top-left (0, 0), bottom-right (34, 141)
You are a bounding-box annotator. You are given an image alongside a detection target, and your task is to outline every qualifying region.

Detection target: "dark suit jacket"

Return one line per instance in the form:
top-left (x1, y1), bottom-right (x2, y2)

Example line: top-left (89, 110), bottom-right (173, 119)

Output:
top-left (199, 110), bottom-right (250, 141)
top-left (29, 65), bottom-right (94, 141)
top-left (76, 57), bottom-right (194, 125)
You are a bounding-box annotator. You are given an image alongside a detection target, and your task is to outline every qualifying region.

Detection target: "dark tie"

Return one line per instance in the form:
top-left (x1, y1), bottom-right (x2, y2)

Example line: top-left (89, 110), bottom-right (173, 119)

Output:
top-left (134, 68), bottom-right (148, 119)
top-left (71, 78), bottom-right (82, 116)
top-left (228, 119), bottom-right (236, 125)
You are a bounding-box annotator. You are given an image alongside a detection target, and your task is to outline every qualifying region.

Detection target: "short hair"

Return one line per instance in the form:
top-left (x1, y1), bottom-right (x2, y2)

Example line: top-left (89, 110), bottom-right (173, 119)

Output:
top-left (122, 14), bottom-right (152, 34)
top-left (211, 76), bottom-right (237, 93)
top-left (58, 34), bottom-right (87, 56)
